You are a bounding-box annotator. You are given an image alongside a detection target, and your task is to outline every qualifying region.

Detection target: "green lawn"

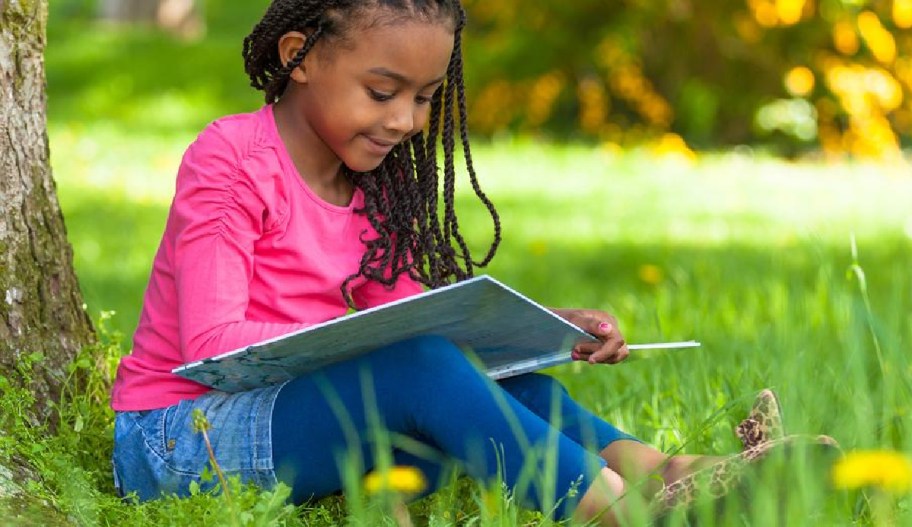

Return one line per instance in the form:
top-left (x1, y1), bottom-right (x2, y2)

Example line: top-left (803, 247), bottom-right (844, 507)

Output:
top-left (43, 122), bottom-right (912, 525)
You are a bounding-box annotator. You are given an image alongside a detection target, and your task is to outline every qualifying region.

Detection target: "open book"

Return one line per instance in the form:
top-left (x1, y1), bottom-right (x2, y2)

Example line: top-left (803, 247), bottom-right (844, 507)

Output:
top-left (173, 275), bottom-right (699, 392)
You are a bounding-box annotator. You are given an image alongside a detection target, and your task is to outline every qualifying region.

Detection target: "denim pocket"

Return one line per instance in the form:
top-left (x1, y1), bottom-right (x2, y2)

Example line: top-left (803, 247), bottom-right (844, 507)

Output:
top-left (113, 411), bottom-right (173, 501)
top-left (112, 385), bottom-right (284, 502)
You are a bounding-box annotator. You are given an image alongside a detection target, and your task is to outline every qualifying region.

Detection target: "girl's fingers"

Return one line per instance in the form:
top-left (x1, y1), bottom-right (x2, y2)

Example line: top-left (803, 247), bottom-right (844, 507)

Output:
top-left (588, 337), bottom-right (629, 364)
top-left (566, 311), bottom-right (629, 364)
top-left (573, 332), bottom-right (629, 364)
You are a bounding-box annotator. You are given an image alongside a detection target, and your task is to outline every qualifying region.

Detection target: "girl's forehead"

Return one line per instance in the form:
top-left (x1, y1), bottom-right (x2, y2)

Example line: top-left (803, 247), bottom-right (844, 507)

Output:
top-left (324, 19), bottom-right (455, 78)
top-left (332, 3), bottom-right (458, 42)
top-left (351, 3), bottom-right (458, 28)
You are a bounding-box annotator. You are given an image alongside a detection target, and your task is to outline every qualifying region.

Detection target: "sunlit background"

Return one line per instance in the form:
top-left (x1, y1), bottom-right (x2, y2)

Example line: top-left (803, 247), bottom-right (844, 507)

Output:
top-left (47, 0), bottom-right (912, 340)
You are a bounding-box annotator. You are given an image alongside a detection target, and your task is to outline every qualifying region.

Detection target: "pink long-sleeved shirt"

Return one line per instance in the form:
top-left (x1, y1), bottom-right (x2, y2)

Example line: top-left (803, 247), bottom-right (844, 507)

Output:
top-left (111, 105), bottom-right (423, 411)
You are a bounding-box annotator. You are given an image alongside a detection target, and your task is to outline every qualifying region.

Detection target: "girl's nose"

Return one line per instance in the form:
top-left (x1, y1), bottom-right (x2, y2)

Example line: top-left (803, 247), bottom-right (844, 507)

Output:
top-left (384, 102), bottom-right (418, 136)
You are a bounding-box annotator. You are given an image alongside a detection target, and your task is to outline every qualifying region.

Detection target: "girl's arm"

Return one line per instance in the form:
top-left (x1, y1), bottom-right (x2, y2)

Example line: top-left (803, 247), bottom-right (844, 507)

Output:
top-left (168, 127), bottom-right (314, 364)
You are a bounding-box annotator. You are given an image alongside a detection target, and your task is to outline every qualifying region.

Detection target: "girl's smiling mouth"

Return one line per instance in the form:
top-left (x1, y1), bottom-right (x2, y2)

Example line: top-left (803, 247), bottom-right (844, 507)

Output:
top-left (363, 135), bottom-right (398, 155)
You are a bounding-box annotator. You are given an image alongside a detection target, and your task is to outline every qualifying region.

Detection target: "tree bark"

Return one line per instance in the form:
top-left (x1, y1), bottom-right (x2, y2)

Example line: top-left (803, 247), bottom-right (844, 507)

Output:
top-left (0, 0), bottom-right (95, 433)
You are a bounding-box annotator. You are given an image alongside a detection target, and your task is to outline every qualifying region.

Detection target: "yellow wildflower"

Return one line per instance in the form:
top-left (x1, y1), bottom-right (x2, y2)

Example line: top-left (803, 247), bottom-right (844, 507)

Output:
top-left (638, 264), bottom-right (664, 286)
top-left (832, 450), bottom-right (912, 493)
top-left (364, 466), bottom-right (428, 496)
top-left (529, 240), bottom-right (548, 257)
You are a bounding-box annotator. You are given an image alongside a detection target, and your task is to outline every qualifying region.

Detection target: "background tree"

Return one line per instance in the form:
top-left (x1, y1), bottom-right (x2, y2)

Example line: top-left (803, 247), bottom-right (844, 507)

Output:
top-left (1, 0), bottom-right (95, 435)
top-left (98, 0), bottom-right (204, 39)
top-left (461, 0), bottom-right (912, 158)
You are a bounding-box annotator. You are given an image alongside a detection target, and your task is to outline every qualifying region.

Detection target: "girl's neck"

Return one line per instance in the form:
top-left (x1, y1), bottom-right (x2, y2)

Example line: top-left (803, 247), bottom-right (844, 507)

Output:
top-left (272, 98), bottom-right (354, 207)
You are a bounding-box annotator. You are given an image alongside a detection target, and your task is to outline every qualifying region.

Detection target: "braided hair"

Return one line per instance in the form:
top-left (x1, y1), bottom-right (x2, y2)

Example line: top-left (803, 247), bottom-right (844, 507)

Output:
top-left (243, 0), bottom-right (501, 307)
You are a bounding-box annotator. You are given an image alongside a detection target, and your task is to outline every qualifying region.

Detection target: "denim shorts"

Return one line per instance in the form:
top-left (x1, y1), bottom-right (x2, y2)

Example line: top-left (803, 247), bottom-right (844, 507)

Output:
top-left (111, 382), bottom-right (286, 501)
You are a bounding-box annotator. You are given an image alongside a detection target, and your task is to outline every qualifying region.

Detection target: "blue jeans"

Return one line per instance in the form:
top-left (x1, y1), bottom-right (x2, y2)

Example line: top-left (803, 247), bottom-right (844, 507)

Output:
top-left (112, 382), bottom-right (282, 501)
top-left (113, 336), bottom-right (637, 519)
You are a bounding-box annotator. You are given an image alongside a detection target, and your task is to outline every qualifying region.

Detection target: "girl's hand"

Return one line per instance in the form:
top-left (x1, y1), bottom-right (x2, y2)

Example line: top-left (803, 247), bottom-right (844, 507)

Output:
top-left (552, 308), bottom-right (630, 365)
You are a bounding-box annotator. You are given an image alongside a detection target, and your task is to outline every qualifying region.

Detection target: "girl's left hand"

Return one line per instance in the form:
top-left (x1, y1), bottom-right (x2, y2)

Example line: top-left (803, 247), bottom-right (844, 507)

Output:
top-left (552, 308), bottom-right (630, 365)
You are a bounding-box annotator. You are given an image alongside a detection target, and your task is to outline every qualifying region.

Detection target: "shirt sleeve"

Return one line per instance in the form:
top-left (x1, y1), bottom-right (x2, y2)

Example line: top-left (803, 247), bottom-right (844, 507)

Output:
top-left (170, 129), bottom-right (311, 363)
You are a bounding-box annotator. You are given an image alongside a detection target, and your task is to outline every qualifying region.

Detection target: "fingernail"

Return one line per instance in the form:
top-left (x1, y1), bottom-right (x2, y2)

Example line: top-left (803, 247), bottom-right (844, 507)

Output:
top-left (598, 322), bottom-right (612, 332)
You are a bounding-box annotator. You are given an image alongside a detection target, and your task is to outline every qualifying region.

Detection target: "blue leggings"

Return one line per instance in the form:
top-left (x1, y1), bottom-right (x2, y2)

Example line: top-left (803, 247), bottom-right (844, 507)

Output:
top-left (272, 336), bottom-right (637, 519)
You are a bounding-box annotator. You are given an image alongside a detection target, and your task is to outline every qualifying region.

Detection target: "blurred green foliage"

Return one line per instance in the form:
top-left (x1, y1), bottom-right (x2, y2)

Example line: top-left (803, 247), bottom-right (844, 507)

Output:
top-left (47, 1), bottom-right (264, 136)
top-left (459, 0), bottom-right (912, 158)
top-left (48, 0), bottom-right (912, 158)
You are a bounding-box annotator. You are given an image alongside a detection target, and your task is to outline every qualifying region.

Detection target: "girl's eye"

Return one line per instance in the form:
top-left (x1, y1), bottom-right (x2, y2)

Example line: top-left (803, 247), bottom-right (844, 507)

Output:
top-left (368, 89), bottom-right (393, 102)
top-left (415, 95), bottom-right (433, 105)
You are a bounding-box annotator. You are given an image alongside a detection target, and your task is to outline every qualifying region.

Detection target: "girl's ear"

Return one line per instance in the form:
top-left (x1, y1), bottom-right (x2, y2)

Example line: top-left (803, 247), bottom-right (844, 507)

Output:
top-left (278, 31), bottom-right (310, 84)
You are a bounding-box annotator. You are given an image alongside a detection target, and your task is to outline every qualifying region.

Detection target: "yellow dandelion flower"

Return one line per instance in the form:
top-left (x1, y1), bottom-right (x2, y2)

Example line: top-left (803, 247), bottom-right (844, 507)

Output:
top-left (638, 264), bottom-right (664, 285)
top-left (832, 450), bottom-right (912, 493)
top-left (529, 240), bottom-right (548, 256)
top-left (364, 466), bottom-right (428, 496)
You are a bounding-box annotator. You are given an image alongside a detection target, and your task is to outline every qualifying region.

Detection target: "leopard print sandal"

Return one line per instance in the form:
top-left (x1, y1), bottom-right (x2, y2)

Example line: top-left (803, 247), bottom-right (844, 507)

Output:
top-left (736, 388), bottom-right (785, 451)
top-left (651, 390), bottom-right (840, 517)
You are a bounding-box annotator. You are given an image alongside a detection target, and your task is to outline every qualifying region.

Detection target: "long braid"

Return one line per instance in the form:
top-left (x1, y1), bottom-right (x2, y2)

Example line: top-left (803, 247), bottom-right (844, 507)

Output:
top-left (452, 26), bottom-right (500, 266)
top-left (418, 88), bottom-right (447, 283)
top-left (440, 52), bottom-right (470, 277)
top-left (244, 0), bottom-right (501, 308)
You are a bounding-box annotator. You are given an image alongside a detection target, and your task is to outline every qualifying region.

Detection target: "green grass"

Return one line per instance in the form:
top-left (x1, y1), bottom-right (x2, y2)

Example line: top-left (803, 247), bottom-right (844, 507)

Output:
top-left (37, 122), bottom-right (912, 525)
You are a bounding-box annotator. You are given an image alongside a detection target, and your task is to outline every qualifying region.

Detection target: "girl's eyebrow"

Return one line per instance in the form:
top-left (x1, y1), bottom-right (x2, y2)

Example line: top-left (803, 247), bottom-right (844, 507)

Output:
top-left (368, 67), bottom-right (446, 87)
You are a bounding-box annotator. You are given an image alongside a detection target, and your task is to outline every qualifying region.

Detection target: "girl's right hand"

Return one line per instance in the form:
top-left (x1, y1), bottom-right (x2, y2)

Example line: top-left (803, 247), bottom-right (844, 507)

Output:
top-left (552, 308), bottom-right (630, 365)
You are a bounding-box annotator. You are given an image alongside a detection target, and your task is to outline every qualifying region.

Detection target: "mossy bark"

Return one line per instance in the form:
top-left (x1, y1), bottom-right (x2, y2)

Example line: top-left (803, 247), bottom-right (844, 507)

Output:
top-left (0, 0), bottom-right (95, 428)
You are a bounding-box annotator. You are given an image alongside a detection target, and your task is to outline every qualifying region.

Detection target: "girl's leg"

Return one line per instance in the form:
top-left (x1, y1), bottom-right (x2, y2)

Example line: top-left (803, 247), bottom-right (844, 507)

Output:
top-left (497, 373), bottom-right (638, 451)
top-left (271, 336), bottom-right (629, 523)
top-left (498, 373), bottom-right (722, 496)
top-left (600, 441), bottom-right (722, 496)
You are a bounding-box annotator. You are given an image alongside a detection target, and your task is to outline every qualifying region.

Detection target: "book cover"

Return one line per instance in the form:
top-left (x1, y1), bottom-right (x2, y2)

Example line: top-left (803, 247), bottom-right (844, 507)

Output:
top-left (173, 275), bottom-right (699, 392)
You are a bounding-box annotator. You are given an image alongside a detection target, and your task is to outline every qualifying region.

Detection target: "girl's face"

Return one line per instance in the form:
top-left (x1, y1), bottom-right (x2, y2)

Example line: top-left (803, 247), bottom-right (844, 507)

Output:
top-left (290, 17), bottom-right (455, 173)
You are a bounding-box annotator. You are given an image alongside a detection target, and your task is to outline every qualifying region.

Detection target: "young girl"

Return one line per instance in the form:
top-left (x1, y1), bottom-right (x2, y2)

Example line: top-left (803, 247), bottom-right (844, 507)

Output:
top-left (110, 1), bottom-right (796, 524)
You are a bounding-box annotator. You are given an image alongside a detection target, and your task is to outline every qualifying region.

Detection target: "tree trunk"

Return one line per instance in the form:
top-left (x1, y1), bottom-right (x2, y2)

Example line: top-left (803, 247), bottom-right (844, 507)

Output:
top-left (0, 0), bottom-right (95, 429)
top-left (98, 0), bottom-right (205, 39)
